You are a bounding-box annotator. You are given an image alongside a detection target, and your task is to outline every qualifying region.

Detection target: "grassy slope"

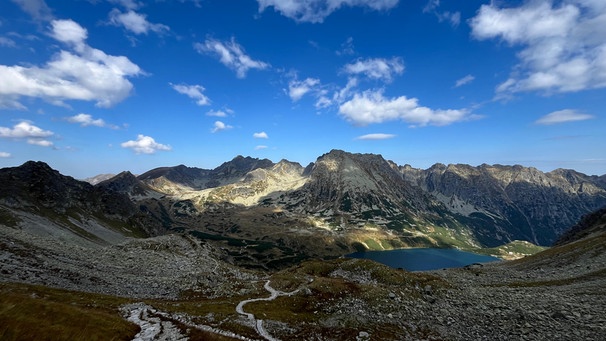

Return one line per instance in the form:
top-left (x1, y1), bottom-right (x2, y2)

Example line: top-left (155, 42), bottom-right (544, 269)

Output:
top-left (0, 283), bottom-right (138, 341)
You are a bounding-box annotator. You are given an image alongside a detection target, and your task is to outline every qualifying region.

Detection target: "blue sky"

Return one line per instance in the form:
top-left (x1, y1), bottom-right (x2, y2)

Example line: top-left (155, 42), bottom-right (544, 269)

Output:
top-left (0, 0), bottom-right (604, 178)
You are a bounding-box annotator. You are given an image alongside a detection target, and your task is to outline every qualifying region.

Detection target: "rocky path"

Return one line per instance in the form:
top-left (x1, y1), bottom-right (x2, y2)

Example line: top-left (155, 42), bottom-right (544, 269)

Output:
top-left (121, 302), bottom-right (255, 341)
top-left (236, 280), bottom-right (300, 341)
top-left (121, 303), bottom-right (187, 341)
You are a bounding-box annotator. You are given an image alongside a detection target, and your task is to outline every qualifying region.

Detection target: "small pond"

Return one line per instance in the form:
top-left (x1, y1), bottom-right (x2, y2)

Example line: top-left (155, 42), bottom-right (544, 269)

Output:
top-left (347, 248), bottom-right (500, 271)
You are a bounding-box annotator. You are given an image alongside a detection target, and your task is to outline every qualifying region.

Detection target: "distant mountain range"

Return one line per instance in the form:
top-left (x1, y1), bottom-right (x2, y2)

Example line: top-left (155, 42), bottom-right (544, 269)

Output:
top-left (1, 150), bottom-right (605, 267)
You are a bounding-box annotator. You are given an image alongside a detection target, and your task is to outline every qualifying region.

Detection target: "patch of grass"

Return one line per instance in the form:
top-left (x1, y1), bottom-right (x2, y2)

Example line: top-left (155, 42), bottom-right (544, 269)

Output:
top-left (363, 238), bottom-right (383, 250)
top-left (0, 282), bottom-right (138, 341)
top-left (474, 240), bottom-right (546, 259)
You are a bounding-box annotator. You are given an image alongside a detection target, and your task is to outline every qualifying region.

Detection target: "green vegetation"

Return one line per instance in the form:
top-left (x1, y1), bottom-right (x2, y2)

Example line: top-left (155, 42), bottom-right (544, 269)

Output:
top-left (0, 282), bottom-right (138, 341)
top-left (474, 240), bottom-right (547, 259)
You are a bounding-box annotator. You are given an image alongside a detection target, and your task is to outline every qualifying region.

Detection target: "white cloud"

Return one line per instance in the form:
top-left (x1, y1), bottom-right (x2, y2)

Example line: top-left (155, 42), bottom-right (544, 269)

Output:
top-left (211, 121), bottom-right (233, 133)
top-left (194, 38), bottom-right (269, 78)
top-left (66, 113), bottom-right (118, 128)
top-left (0, 121), bottom-right (54, 146)
top-left (0, 37), bottom-right (16, 47)
top-left (316, 77), bottom-right (358, 108)
top-left (50, 19), bottom-right (87, 48)
top-left (121, 134), bottom-right (171, 154)
top-left (338, 89), bottom-right (470, 126)
top-left (11, 0), bottom-right (53, 21)
top-left (439, 11), bottom-right (460, 27)
top-left (423, 0), bottom-right (460, 27)
top-left (355, 133), bottom-right (396, 140)
top-left (343, 57), bottom-right (404, 82)
top-left (255, 145), bottom-right (268, 150)
top-left (206, 109), bottom-right (231, 117)
top-left (257, 0), bottom-right (399, 23)
top-left (0, 152), bottom-right (11, 158)
top-left (27, 139), bottom-right (53, 146)
top-left (470, 1), bottom-right (606, 94)
top-left (108, 9), bottom-right (170, 35)
top-left (336, 36), bottom-right (355, 56)
top-left (253, 131), bottom-right (269, 139)
top-left (170, 83), bottom-right (210, 106)
top-left (535, 109), bottom-right (594, 125)
top-left (0, 19), bottom-right (142, 109)
top-left (455, 74), bottom-right (475, 87)
top-left (288, 77), bottom-right (320, 101)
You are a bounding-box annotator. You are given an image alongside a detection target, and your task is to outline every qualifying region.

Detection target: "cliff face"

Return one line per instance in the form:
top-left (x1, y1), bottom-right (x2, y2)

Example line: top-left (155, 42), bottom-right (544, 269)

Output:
top-left (399, 163), bottom-right (606, 245)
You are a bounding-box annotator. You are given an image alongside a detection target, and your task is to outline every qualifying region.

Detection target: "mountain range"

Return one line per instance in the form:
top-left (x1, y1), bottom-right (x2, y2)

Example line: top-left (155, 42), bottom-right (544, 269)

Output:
top-left (2, 150), bottom-right (605, 265)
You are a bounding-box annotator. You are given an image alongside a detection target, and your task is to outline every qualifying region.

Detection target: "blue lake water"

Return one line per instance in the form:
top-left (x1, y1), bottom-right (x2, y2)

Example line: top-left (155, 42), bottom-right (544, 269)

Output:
top-left (347, 248), bottom-right (500, 271)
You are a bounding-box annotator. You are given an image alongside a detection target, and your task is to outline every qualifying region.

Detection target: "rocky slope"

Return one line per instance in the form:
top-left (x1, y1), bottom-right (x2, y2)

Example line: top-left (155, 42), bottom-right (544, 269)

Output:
top-left (0, 161), bottom-right (163, 245)
top-left (138, 155), bottom-right (274, 193)
top-left (399, 162), bottom-right (606, 245)
top-left (553, 205), bottom-right (606, 246)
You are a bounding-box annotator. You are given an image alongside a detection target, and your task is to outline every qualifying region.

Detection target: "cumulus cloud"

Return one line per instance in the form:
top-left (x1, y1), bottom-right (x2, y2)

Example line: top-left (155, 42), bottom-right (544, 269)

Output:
top-left (288, 77), bottom-right (321, 101)
top-left (66, 113), bottom-right (118, 128)
top-left (0, 121), bottom-right (54, 146)
top-left (194, 38), bottom-right (269, 78)
top-left (338, 89), bottom-right (470, 127)
top-left (211, 121), bottom-right (233, 133)
top-left (108, 9), bottom-right (170, 35)
top-left (170, 83), bottom-right (210, 106)
top-left (50, 19), bottom-right (88, 47)
top-left (355, 133), bottom-right (396, 140)
top-left (535, 109), bottom-right (594, 125)
top-left (470, 0), bottom-right (606, 94)
top-left (343, 57), bottom-right (404, 82)
top-left (0, 152), bottom-right (11, 158)
top-left (455, 74), bottom-right (475, 87)
top-left (0, 19), bottom-right (142, 109)
top-left (257, 0), bottom-right (399, 23)
top-left (253, 131), bottom-right (269, 139)
top-left (121, 134), bottom-right (171, 154)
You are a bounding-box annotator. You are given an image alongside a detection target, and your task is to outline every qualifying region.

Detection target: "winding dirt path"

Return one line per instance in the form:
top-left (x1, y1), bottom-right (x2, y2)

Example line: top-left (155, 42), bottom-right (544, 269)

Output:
top-left (122, 302), bottom-right (251, 341)
top-left (236, 280), bottom-right (300, 341)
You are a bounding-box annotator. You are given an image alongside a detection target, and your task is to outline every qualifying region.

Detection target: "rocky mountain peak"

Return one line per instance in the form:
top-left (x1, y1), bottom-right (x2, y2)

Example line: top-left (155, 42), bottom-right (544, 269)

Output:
top-left (0, 161), bottom-right (92, 209)
top-left (96, 171), bottom-right (156, 198)
top-left (215, 155), bottom-right (274, 176)
top-left (284, 150), bottom-right (431, 220)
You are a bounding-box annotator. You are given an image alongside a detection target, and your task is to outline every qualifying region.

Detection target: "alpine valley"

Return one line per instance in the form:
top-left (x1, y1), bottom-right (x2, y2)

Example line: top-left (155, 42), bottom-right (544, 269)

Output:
top-left (1, 150), bottom-right (605, 340)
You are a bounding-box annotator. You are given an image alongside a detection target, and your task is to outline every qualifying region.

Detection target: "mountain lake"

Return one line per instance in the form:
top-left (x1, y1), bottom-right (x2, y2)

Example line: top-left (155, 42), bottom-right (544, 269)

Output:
top-left (347, 248), bottom-right (500, 271)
